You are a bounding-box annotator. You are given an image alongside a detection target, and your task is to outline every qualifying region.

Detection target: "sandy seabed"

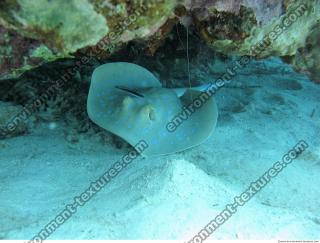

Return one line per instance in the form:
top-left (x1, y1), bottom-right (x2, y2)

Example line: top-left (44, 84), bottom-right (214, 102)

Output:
top-left (0, 57), bottom-right (319, 240)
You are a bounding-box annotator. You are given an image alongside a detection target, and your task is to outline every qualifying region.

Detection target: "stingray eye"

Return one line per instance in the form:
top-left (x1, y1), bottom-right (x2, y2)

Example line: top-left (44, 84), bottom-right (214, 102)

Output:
top-left (148, 109), bottom-right (156, 121)
top-left (122, 96), bottom-right (133, 108)
top-left (140, 105), bottom-right (155, 121)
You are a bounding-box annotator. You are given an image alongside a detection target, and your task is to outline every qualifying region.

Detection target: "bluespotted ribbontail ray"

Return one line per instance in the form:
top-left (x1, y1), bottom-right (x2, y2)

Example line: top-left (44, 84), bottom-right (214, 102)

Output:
top-left (87, 62), bottom-right (218, 156)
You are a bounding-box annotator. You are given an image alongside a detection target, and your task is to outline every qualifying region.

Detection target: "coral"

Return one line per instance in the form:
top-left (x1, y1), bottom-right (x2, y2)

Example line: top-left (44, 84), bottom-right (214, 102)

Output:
top-left (0, 0), bottom-right (319, 82)
top-left (194, 0), bottom-right (320, 58)
top-left (0, 0), bottom-right (178, 79)
top-left (285, 21), bottom-right (320, 83)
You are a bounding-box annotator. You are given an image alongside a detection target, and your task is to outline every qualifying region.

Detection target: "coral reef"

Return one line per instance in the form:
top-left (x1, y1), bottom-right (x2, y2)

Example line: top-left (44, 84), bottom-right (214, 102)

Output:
top-left (0, 0), bottom-right (319, 82)
top-left (0, 0), bottom-right (177, 79)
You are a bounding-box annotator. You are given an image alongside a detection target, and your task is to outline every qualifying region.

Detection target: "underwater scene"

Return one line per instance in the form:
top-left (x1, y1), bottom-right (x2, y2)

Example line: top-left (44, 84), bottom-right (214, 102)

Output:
top-left (0, 0), bottom-right (319, 242)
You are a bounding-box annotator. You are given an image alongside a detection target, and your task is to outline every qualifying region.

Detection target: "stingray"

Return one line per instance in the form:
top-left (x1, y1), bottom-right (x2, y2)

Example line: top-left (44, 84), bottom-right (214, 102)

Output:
top-left (87, 62), bottom-right (218, 156)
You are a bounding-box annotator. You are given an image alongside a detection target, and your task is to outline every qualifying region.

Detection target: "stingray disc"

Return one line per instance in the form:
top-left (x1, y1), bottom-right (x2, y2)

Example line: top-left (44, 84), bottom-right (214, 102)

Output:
top-left (87, 62), bottom-right (218, 156)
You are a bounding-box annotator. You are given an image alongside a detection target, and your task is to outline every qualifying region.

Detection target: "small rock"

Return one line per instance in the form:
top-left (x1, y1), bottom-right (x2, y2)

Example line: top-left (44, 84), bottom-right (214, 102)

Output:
top-left (0, 101), bottom-right (28, 139)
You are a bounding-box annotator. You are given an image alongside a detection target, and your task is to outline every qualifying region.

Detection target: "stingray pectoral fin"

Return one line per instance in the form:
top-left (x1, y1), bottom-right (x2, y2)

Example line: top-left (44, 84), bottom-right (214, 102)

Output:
top-left (91, 62), bottom-right (161, 89)
top-left (154, 90), bottom-right (218, 155)
top-left (180, 90), bottom-right (218, 148)
top-left (172, 88), bottom-right (188, 97)
top-left (172, 84), bottom-right (214, 98)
